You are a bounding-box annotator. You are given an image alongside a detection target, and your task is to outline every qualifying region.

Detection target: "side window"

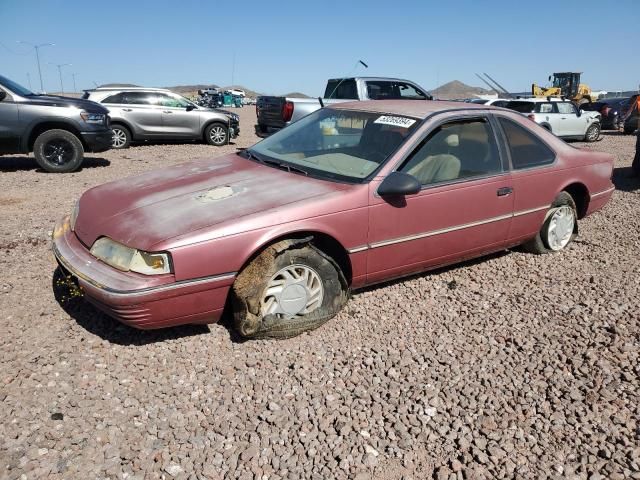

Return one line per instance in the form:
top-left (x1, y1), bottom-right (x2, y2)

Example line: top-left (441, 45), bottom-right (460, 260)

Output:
top-left (102, 93), bottom-right (125, 104)
top-left (557, 102), bottom-right (576, 115)
top-left (123, 92), bottom-right (158, 105)
top-left (537, 103), bottom-right (554, 114)
top-left (400, 118), bottom-right (503, 186)
top-left (157, 94), bottom-right (190, 108)
top-left (498, 117), bottom-right (555, 170)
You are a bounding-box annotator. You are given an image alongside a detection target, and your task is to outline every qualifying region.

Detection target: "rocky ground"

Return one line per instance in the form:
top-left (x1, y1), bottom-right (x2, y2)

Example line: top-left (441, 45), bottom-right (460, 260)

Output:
top-left (0, 109), bottom-right (638, 480)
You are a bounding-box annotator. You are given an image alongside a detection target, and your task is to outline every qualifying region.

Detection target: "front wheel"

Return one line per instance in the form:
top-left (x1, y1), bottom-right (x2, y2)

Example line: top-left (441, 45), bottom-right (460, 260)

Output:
top-left (111, 124), bottom-right (131, 149)
top-left (205, 123), bottom-right (228, 146)
top-left (523, 192), bottom-right (577, 254)
top-left (231, 241), bottom-right (348, 339)
top-left (585, 123), bottom-right (600, 142)
top-left (33, 129), bottom-right (84, 173)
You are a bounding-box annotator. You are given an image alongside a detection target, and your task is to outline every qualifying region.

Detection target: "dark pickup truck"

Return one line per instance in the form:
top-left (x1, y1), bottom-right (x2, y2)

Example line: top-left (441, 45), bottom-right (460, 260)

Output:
top-left (255, 77), bottom-right (432, 137)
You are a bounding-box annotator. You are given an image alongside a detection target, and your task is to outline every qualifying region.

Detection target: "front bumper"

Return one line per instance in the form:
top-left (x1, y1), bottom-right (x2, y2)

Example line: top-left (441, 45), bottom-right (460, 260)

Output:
top-left (52, 216), bottom-right (234, 329)
top-left (80, 129), bottom-right (113, 153)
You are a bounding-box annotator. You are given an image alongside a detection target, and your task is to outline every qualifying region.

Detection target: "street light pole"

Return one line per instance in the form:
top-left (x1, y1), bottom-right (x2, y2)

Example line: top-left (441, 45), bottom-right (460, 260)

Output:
top-left (50, 63), bottom-right (71, 93)
top-left (17, 41), bottom-right (55, 92)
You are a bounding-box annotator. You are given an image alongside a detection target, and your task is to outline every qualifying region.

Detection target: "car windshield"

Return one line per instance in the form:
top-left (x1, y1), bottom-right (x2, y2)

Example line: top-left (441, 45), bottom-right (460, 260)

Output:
top-left (505, 101), bottom-right (535, 113)
top-left (0, 75), bottom-right (35, 96)
top-left (247, 108), bottom-right (419, 183)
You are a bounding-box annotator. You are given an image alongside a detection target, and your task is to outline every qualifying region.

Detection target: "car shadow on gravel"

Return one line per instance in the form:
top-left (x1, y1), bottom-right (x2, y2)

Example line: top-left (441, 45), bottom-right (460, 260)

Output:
top-left (612, 166), bottom-right (640, 192)
top-left (0, 156), bottom-right (110, 172)
top-left (51, 267), bottom-right (215, 346)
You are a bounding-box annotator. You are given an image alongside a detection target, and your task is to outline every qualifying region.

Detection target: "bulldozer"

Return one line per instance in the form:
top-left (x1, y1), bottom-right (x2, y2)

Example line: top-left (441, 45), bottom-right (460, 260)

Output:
top-left (532, 72), bottom-right (594, 105)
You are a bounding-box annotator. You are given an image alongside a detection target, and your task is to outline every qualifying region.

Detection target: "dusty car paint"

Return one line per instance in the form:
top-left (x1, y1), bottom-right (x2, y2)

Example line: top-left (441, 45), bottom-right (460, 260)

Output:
top-left (53, 100), bottom-right (615, 330)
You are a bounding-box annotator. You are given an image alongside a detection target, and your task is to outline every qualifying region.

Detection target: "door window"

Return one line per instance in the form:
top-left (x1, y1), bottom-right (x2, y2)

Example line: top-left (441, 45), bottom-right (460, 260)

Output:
top-left (537, 103), bottom-right (554, 113)
top-left (101, 93), bottom-right (125, 104)
top-left (498, 117), bottom-right (555, 169)
top-left (557, 102), bottom-right (577, 115)
top-left (122, 92), bottom-right (159, 105)
top-left (157, 94), bottom-right (191, 108)
top-left (400, 118), bottom-right (503, 186)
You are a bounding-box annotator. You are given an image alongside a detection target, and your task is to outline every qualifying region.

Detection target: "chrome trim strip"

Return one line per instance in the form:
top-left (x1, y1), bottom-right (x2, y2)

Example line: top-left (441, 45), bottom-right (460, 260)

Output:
top-left (53, 243), bottom-right (236, 296)
top-left (590, 186), bottom-right (615, 199)
top-left (347, 204), bottom-right (551, 253)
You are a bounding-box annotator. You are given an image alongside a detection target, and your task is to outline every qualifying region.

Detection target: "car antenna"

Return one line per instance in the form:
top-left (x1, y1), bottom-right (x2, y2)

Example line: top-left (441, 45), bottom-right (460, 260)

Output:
top-left (318, 97), bottom-right (324, 108)
top-left (325, 60), bottom-right (368, 99)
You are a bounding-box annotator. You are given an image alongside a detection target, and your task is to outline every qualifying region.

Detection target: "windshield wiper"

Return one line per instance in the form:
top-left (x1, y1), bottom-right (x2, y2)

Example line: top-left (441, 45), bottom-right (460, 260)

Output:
top-left (245, 150), bottom-right (308, 176)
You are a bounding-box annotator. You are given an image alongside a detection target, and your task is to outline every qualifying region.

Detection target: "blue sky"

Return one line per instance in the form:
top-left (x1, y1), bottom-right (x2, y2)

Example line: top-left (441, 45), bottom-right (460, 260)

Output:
top-left (1, 0), bottom-right (638, 95)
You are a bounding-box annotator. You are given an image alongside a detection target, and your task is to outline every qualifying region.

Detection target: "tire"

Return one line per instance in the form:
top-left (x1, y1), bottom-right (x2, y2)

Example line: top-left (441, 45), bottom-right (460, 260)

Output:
top-left (231, 241), bottom-right (348, 339)
top-left (204, 122), bottom-right (228, 146)
top-left (33, 129), bottom-right (84, 173)
top-left (584, 123), bottom-right (600, 142)
top-left (523, 192), bottom-right (578, 255)
top-left (111, 124), bottom-right (131, 149)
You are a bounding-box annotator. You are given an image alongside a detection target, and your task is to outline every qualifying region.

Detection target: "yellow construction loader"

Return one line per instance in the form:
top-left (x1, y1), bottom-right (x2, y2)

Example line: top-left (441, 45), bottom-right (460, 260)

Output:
top-left (532, 72), bottom-right (594, 105)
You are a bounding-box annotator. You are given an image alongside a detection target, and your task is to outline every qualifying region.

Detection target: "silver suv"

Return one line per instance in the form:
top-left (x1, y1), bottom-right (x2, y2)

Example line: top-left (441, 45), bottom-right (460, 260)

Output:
top-left (504, 98), bottom-right (601, 142)
top-left (83, 87), bottom-right (239, 149)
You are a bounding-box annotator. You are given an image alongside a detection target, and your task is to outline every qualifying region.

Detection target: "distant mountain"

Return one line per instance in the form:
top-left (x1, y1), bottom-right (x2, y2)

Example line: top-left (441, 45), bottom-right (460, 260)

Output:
top-left (283, 92), bottom-right (311, 98)
top-left (165, 84), bottom-right (219, 94)
top-left (431, 80), bottom-right (495, 100)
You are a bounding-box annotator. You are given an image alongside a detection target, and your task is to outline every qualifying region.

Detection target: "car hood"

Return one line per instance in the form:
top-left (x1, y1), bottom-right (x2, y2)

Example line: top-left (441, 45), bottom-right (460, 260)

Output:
top-left (20, 94), bottom-right (108, 113)
top-left (74, 154), bottom-right (350, 251)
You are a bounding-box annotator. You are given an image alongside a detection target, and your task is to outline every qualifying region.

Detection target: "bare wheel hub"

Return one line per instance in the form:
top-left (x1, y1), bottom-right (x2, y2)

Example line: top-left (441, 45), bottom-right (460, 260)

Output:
top-left (261, 264), bottom-right (323, 317)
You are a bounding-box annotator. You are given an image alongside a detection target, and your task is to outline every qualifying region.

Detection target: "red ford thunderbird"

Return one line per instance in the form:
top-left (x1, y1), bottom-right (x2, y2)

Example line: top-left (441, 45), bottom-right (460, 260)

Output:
top-left (52, 100), bottom-right (614, 338)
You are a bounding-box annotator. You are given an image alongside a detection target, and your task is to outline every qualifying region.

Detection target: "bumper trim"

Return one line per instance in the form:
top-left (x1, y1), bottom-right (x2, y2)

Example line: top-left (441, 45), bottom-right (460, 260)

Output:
top-left (53, 242), bottom-right (236, 297)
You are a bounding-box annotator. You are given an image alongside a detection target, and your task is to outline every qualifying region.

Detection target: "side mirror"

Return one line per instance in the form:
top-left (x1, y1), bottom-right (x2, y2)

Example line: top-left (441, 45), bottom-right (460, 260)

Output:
top-left (378, 171), bottom-right (421, 197)
top-left (186, 104), bottom-right (196, 111)
top-left (576, 109), bottom-right (582, 117)
top-left (0, 90), bottom-right (6, 102)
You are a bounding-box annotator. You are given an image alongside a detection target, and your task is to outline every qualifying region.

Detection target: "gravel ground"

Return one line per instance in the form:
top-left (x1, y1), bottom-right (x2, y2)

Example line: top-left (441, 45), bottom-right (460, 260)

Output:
top-left (0, 110), bottom-right (639, 480)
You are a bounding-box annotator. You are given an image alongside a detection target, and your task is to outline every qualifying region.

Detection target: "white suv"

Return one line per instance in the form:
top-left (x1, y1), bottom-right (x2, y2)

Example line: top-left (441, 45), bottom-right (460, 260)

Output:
top-left (504, 98), bottom-right (601, 142)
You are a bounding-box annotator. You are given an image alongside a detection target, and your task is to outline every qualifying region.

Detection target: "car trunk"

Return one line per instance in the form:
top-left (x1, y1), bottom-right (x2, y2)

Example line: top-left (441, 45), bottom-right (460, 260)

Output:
top-left (256, 96), bottom-right (288, 131)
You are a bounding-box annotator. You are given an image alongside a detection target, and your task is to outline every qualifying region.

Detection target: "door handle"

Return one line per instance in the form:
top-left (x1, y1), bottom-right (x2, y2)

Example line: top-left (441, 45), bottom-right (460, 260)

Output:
top-left (163, 110), bottom-right (172, 114)
top-left (497, 187), bottom-right (513, 197)
top-left (122, 108), bottom-right (132, 112)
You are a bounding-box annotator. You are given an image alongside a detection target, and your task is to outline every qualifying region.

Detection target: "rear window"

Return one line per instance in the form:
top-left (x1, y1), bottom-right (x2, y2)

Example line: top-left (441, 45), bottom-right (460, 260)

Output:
top-left (505, 101), bottom-right (535, 113)
top-left (324, 79), bottom-right (358, 100)
top-left (498, 117), bottom-right (555, 170)
top-left (366, 81), bottom-right (428, 100)
top-left (102, 93), bottom-right (125, 104)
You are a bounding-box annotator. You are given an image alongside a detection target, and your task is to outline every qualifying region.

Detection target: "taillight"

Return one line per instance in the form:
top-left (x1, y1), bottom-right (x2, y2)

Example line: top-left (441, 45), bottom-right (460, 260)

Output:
top-left (527, 114), bottom-right (536, 121)
top-left (282, 101), bottom-right (294, 122)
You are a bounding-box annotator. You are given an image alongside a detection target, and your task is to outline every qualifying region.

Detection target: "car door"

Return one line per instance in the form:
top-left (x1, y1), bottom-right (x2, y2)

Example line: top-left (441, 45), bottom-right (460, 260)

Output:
top-left (156, 93), bottom-right (201, 137)
top-left (0, 88), bottom-right (21, 153)
top-left (556, 102), bottom-right (584, 136)
top-left (119, 92), bottom-right (164, 137)
top-left (366, 115), bottom-right (514, 284)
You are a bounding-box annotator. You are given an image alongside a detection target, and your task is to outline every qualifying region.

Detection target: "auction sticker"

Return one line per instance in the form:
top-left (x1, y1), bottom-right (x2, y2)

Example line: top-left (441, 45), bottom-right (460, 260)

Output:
top-left (374, 115), bottom-right (416, 128)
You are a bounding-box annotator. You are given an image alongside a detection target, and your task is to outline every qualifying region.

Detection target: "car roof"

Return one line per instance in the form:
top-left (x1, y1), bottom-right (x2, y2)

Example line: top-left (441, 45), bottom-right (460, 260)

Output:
top-left (86, 87), bottom-right (172, 93)
top-left (330, 99), bottom-right (492, 119)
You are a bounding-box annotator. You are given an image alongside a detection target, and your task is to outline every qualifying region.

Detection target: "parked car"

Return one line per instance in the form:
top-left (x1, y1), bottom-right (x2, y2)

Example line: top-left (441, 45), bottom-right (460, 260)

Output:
top-left (255, 77), bottom-right (432, 137)
top-left (504, 98), bottom-right (601, 141)
top-left (53, 100), bottom-right (614, 339)
top-left (0, 74), bottom-right (112, 172)
top-left (580, 97), bottom-right (629, 130)
top-left (83, 87), bottom-right (239, 149)
top-left (227, 89), bottom-right (246, 97)
top-left (467, 98), bottom-right (511, 107)
top-left (623, 94), bottom-right (639, 134)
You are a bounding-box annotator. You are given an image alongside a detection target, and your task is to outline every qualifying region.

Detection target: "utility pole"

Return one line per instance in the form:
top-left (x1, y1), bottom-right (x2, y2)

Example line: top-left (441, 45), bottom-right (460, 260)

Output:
top-left (231, 51), bottom-right (236, 87)
top-left (72, 73), bottom-right (78, 93)
top-left (17, 41), bottom-right (54, 92)
top-left (50, 62), bottom-right (71, 93)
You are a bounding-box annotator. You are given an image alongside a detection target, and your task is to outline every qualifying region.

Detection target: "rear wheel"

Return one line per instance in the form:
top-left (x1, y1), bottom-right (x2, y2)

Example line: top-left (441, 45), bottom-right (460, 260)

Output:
top-left (523, 192), bottom-right (577, 254)
top-left (111, 124), bottom-right (131, 149)
top-left (585, 123), bottom-right (600, 142)
top-left (205, 123), bottom-right (228, 146)
top-left (232, 241), bottom-right (348, 339)
top-left (33, 129), bottom-right (84, 173)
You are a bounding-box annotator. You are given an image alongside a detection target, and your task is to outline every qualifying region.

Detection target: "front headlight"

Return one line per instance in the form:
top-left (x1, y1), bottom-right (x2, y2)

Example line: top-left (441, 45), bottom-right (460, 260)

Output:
top-left (70, 200), bottom-right (80, 231)
top-left (90, 237), bottom-right (172, 275)
top-left (80, 111), bottom-right (106, 124)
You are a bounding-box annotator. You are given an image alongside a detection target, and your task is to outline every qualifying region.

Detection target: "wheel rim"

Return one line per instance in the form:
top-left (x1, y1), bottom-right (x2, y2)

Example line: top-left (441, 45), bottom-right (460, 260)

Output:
top-left (209, 126), bottom-right (226, 144)
top-left (112, 128), bottom-right (127, 148)
top-left (43, 138), bottom-right (74, 165)
top-left (261, 264), bottom-right (324, 317)
top-left (587, 125), bottom-right (599, 141)
top-left (546, 206), bottom-right (575, 251)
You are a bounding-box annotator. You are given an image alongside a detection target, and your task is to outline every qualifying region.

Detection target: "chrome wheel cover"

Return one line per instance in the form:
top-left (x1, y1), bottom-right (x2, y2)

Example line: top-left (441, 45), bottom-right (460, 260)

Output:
top-left (546, 206), bottom-right (575, 251)
top-left (587, 125), bottom-right (599, 141)
top-left (261, 264), bottom-right (324, 317)
top-left (209, 126), bottom-right (226, 144)
top-left (112, 128), bottom-right (127, 148)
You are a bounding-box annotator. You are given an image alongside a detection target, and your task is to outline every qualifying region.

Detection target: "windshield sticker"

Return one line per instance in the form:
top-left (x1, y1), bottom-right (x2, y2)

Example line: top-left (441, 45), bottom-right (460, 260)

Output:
top-left (374, 115), bottom-right (416, 128)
